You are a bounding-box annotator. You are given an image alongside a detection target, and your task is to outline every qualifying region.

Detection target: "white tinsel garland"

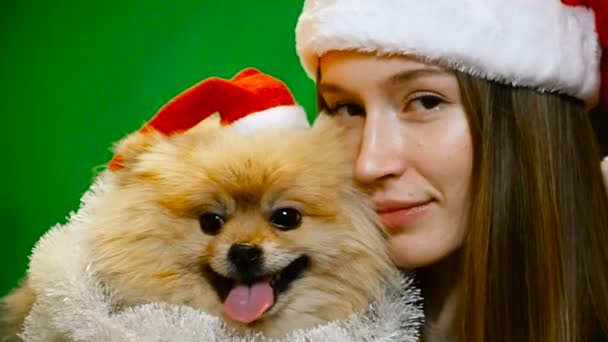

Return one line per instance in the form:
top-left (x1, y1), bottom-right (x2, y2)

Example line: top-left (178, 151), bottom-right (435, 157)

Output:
top-left (18, 173), bottom-right (424, 342)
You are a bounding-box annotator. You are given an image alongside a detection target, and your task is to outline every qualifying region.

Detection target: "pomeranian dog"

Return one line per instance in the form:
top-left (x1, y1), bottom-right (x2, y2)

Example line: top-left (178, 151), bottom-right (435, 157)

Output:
top-left (0, 70), bottom-right (398, 340)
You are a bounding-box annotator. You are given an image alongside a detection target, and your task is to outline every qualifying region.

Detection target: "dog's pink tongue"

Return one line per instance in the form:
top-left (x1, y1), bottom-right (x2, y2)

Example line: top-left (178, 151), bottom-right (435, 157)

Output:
top-left (223, 282), bottom-right (274, 324)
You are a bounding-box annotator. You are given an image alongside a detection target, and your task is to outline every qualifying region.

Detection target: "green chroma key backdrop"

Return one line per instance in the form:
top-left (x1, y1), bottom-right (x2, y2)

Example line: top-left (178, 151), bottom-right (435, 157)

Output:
top-left (0, 1), bottom-right (312, 296)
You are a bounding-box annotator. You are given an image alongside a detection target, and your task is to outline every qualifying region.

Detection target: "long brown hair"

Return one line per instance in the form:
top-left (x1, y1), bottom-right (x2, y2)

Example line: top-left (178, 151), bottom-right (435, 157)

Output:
top-left (457, 73), bottom-right (608, 341)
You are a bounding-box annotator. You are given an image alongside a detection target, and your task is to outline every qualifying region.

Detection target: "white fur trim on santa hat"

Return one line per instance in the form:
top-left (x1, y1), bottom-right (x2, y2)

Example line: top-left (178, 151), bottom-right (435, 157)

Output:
top-left (229, 105), bottom-right (310, 135)
top-left (296, 0), bottom-right (601, 101)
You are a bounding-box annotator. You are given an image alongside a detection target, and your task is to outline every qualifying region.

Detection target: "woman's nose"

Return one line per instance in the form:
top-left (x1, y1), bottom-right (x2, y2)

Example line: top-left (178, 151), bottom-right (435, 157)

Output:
top-left (355, 110), bottom-right (406, 184)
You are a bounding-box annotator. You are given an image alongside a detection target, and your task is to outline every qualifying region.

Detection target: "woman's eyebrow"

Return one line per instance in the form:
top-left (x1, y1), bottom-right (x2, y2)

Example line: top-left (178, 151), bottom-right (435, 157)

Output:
top-left (386, 68), bottom-right (449, 87)
top-left (317, 82), bottom-right (346, 94)
top-left (318, 68), bottom-right (449, 94)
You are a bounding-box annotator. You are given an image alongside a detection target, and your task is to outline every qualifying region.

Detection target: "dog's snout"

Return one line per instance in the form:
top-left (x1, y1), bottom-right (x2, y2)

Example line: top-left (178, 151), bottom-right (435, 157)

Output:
top-left (228, 243), bottom-right (263, 272)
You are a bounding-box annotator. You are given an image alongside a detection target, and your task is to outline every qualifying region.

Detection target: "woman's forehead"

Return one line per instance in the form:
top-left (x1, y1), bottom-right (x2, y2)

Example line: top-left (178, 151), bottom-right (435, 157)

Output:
top-left (318, 51), bottom-right (451, 91)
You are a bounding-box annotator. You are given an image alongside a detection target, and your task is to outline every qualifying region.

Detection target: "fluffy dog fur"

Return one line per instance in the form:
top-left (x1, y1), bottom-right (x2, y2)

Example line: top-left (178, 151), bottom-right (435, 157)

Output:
top-left (1, 114), bottom-right (398, 340)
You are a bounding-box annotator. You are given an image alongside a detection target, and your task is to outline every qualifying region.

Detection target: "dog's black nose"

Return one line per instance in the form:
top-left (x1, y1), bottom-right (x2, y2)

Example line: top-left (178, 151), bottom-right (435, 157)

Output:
top-left (228, 243), bottom-right (264, 279)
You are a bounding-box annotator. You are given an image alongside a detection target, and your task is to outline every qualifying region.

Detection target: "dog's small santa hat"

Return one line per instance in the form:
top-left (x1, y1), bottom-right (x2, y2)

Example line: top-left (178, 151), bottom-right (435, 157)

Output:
top-left (108, 68), bottom-right (309, 171)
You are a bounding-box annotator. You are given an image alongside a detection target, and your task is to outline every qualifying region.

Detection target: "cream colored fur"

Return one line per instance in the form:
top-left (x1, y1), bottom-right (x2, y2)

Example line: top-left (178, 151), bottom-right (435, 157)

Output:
top-left (1, 115), bottom-right (423, 341)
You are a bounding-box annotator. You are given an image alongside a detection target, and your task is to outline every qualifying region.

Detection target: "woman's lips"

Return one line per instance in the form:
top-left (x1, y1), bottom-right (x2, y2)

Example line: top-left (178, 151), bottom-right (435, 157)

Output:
top-left (377, 201), bottom-right (434, 233)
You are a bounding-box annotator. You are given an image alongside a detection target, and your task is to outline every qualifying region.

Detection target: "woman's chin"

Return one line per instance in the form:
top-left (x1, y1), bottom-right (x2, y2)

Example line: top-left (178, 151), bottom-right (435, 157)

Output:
top-left (387, 233), bottom-right (459, 269)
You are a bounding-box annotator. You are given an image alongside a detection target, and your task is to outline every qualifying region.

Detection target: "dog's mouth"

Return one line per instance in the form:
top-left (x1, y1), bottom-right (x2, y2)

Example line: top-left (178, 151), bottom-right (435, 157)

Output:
top-left (203, 255), bottom-right (310, 325)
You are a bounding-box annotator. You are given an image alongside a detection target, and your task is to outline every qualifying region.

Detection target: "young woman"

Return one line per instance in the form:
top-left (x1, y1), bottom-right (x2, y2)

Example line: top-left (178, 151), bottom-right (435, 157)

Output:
top-left (295, 0), bottom-right (608, 341)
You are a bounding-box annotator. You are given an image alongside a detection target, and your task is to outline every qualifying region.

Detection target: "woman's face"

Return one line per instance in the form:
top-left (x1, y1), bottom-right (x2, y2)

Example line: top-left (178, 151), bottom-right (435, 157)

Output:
top-left (318, 51), bottom-right (473, 268)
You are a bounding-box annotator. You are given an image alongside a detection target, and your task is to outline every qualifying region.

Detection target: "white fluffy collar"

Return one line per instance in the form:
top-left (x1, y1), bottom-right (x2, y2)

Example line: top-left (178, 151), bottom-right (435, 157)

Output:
top-left (19, 174), bottom-right (424, 341)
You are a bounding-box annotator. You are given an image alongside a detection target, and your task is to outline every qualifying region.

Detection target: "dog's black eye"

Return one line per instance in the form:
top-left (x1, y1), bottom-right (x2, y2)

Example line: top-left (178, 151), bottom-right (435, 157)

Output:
top-left (269, 208), bottom-right (302, 231)
top-left (199, 213), bottom-right (224, 235)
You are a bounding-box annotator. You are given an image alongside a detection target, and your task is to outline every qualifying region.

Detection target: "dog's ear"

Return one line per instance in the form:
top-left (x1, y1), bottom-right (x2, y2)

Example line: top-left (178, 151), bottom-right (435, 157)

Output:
top-left (107, 113), bottom-right (224, 172)
top-left (107, 130), bottom-right (162, 172)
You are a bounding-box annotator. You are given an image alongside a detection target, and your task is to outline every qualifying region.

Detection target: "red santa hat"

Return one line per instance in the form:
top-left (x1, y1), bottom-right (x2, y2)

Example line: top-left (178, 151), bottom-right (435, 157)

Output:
top-left (108, 68), bottom-right (309, 171)
top-left (296, 0), bottom-right (607, 104)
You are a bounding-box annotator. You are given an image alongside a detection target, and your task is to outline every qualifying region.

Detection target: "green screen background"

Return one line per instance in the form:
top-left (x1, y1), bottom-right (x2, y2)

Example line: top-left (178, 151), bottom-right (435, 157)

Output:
top-left (0, 1), bottom-right (313, 296)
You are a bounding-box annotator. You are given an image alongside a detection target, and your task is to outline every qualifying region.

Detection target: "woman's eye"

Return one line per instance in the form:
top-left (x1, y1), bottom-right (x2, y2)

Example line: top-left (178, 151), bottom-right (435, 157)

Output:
top-left (327, 103), bottom-right (365, 117)
top-left (407, 94), bottom-right (444, 112)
